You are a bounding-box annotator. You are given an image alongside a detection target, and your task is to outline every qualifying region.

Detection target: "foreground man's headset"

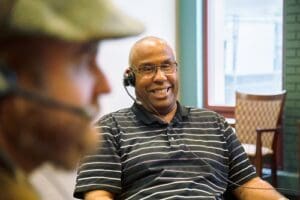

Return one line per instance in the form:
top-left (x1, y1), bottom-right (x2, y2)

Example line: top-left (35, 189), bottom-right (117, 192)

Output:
top-left (0, 62), bottom-right (95, 119)
top-left (0, 62), bottom-right (16, 98)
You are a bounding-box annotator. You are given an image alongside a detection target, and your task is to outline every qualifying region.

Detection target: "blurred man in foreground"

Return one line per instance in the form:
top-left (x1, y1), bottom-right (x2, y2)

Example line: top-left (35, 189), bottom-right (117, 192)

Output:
top-left (0, 0), bottom-right (143, 199)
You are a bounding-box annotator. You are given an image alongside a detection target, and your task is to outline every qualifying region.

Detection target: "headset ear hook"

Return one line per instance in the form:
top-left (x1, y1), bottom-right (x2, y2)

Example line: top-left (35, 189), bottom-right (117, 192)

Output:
top-left (123, 68), bottom-right (135, 87)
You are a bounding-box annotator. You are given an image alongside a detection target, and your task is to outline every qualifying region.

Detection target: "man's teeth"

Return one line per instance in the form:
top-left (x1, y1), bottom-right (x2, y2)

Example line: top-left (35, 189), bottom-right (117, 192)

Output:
top-left (152, 88), bottom-right (169, 93)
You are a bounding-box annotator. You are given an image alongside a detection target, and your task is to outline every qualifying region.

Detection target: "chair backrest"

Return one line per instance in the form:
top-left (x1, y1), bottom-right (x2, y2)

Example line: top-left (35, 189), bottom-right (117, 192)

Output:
top-left (235, 91), bottom-right (286, 149)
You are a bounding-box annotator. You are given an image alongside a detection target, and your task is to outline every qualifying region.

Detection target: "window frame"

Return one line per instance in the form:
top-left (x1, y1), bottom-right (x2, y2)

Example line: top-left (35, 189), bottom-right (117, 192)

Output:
top-left (203, 0), bottom-right (283, 118)
top-left (203, 0), bottom-right (235, 118)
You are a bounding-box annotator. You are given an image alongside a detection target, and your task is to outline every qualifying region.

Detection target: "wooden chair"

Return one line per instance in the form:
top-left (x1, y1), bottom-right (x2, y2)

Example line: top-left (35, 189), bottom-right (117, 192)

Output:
top-left (234, 91), bottom-right (286, 187)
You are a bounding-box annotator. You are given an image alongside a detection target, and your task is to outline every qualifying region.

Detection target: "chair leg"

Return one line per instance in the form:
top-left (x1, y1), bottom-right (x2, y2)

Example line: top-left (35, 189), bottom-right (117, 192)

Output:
top-left (255, 133), bottom-right (263, 178)
top-left (255, 157), bottom-right (263, 178)
top-left (271, 154), bottom-right (277, 187)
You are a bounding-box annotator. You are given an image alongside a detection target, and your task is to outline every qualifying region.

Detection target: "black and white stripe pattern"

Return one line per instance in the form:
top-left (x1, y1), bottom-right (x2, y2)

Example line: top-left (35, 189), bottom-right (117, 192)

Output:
top-left (74, 103), bottom-right (256, 200)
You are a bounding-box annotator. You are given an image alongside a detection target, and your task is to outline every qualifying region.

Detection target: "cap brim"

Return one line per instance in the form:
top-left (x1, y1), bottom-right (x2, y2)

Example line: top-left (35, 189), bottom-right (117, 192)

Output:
top-left (2, 0), bottom-right (144, 42)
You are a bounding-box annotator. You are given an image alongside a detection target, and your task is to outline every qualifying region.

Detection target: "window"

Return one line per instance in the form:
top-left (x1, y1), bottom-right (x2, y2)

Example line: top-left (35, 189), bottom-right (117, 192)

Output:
top-left (204, 0), bottom-right (283, 117)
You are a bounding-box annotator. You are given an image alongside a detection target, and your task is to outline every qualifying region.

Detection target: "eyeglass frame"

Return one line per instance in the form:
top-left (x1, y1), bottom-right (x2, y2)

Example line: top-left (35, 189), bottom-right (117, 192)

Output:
top-left (130, 61), bottom-right (178, 77)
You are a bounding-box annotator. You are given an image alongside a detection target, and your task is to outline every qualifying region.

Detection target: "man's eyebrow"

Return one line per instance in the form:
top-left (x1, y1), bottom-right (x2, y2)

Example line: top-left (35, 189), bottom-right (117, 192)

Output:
top-left (162, 59), bottom-right (173, 64)
top-left (139, 62), bottom-right (154, 67)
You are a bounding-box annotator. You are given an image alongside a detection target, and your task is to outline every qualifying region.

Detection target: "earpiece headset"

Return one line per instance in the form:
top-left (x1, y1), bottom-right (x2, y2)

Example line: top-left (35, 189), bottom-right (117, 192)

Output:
top-left (123, 68), bottom-right (135, 87)
top-left (0, 62), bottom-right (95, 119)
top-left (123, 68), bottom-right (144, 106)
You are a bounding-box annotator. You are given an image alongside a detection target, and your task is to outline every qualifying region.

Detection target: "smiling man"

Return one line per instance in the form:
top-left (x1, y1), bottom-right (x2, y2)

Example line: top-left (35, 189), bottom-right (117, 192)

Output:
top-left (129, 37), bottom-right (178, 121)
top-left (74, 36), bottom-right (287, 200)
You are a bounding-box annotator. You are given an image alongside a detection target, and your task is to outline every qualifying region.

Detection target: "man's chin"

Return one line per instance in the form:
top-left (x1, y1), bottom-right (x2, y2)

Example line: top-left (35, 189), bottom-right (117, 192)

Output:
top-left (51, 131), bottom-right (99, 170)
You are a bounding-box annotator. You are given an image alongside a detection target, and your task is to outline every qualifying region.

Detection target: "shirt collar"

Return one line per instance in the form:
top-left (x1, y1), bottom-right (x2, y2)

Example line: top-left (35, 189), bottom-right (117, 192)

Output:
top-left (131, 101), bottom-right (190, 125)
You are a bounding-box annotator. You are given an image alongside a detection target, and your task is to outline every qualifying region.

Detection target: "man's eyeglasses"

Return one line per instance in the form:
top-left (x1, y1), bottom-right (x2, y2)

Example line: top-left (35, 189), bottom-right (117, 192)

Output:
top-left (131, 62), bottom-right (178, 77)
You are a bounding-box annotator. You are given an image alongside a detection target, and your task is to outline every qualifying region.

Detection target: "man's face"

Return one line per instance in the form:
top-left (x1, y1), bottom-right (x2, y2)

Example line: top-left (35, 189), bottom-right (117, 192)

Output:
top-left (1, 39), bottom-right (110, 170)
top-left (131, 39), bottom-right (178, 115)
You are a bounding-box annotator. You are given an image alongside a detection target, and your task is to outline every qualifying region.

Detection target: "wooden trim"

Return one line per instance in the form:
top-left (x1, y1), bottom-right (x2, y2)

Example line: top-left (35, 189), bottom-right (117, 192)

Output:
top-left (205, 105), bottom-right (235, 118)
top-left (203, 0), bottom-right (234, 118)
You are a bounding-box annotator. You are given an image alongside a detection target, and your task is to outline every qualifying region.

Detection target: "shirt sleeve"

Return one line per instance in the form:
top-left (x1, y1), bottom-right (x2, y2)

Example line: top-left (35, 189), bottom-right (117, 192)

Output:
top-left (73, 114), bottom-right (122, 199)
top-left (220, 115), bottom-right (257, 191)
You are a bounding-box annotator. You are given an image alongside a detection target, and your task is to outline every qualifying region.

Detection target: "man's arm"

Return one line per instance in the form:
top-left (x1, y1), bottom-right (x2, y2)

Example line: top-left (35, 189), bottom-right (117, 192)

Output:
top-left (233, 177), bottom-right (288, 200)
top-left (84, 190), bottom-right (114, 200)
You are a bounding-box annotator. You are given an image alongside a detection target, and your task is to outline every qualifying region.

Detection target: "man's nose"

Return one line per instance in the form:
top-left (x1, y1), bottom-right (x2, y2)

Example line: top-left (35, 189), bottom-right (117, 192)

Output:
top-left (90, 64), bottom-right (111, 107)
top-left (95, 68), bottom-right (111, 95)
top-left (153, 66), bottom-right (167, 80)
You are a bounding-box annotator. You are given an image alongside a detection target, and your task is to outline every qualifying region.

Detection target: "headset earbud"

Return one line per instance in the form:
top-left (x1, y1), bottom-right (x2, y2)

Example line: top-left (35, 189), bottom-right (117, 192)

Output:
top-left (0, 62), bottom-right (17, 98)
top-left (123, 68), bottom-right (143, 105)
top-left (123, 68), bottom-right (135, 87)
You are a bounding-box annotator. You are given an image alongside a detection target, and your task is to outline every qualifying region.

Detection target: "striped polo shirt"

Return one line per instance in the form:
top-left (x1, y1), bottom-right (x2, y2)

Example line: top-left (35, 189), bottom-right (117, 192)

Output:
top-left (74, 102), bottom-right (256, 200)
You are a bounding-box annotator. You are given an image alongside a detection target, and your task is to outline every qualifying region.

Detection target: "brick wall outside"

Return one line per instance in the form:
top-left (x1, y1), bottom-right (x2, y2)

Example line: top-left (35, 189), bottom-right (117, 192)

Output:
top-left (283, 0), bottom-right (300, 172)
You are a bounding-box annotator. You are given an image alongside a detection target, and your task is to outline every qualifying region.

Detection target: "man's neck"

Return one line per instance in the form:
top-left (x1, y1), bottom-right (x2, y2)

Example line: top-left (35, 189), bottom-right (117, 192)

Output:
top-left (154, 104), bottom-right (177, 123)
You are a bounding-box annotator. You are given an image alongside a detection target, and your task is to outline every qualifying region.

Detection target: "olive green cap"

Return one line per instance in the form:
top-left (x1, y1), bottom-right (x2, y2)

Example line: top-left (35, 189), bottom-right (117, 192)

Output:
top-left (0, 0), bottom-right (144, 42)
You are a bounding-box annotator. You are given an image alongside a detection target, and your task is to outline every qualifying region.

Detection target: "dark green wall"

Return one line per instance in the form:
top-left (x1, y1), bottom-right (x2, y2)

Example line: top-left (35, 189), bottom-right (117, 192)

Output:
top-left (283, 0), bottom-right (300, 173)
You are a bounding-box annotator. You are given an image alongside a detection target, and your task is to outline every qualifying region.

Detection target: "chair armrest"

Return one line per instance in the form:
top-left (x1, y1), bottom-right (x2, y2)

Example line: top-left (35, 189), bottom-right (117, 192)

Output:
top-left (255, 126), bottom-right (281, 168)
top-left (256, 127), bottom-right (281, 134)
